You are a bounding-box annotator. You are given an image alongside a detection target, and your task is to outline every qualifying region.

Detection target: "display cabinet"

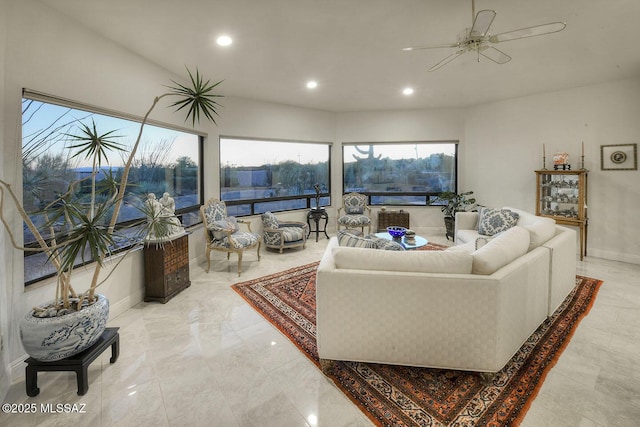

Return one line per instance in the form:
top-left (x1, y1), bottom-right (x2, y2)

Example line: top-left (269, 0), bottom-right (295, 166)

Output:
top-left (535, 169), bottom-right (588, 260)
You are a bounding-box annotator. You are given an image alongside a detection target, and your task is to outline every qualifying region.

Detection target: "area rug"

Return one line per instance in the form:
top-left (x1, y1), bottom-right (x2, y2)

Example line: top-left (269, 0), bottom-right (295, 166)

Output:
top-left (231, 249), bottom-right (602, 427)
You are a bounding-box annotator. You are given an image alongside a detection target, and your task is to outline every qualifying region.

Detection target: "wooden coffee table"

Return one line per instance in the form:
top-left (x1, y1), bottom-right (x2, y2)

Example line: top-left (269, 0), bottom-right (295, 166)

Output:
top-left (374, 232), bottom-right (428, 250)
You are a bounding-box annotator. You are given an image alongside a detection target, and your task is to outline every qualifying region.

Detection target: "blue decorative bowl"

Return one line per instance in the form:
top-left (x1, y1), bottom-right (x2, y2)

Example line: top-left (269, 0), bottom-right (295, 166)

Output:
top-left (387, 226), bottom-right (407, 239)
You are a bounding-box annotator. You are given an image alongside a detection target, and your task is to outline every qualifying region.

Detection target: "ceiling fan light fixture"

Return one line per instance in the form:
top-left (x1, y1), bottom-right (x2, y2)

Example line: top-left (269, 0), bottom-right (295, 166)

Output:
top-left (404, 0), bottom-right (566, 72)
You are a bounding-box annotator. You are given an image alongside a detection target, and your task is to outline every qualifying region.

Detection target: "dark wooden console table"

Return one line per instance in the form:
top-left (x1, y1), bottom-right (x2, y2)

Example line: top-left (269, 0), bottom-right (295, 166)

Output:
top-left (307, 208), bottom-right (329, 242)
top-left (25, 327), bottom-right (119, 397)
top-left (377, 210), bottom-right (410, 232)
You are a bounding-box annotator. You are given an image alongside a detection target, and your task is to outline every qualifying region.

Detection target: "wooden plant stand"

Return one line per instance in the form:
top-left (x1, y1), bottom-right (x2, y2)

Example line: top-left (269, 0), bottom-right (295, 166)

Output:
top-left (25, 327), bottom-right (120, 397)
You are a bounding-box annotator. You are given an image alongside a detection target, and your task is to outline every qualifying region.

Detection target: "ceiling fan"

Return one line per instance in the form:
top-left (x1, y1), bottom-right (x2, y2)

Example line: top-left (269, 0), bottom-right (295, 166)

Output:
top-left (402, 0), bottom-right (566, 72)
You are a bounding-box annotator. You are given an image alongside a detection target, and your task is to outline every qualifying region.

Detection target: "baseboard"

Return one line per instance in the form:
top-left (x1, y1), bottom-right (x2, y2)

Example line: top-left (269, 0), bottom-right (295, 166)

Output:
top-left (10, 354), bottom-right (26, 385)
top-left (109, 290), bottom-right (144, 320)
top-left (587, 248), bottom-right (640, 265)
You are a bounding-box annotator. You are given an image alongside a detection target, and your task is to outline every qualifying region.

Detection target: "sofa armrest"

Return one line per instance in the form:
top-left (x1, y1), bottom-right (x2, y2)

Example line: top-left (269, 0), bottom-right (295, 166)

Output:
top-left (454, 211), bottom-right (478, 243)
top-left (543, 225), bottom-right (577, 316)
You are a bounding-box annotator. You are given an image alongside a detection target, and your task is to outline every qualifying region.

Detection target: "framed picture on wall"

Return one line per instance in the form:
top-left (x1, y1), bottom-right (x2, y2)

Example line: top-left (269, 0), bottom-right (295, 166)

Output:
top-left (601, 143), bottom-right (637, 170)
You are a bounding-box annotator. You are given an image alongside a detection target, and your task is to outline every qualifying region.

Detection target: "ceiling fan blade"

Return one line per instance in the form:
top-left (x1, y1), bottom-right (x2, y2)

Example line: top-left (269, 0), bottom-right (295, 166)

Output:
top-left (489, 22), bottom-right (566, 43)
top-left (402, 42), bottom-right (460, 51)
top-left (479, 46), bottom-right (511, 64)
top-left (428, 50), bottom-right (466, 72)
top-left (470, 10), bottom-right (496, 37)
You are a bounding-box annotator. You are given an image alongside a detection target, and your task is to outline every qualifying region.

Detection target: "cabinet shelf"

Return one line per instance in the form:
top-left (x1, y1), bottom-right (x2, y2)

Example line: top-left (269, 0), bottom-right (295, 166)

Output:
top-left (535, 169), bottom-right (588, 260)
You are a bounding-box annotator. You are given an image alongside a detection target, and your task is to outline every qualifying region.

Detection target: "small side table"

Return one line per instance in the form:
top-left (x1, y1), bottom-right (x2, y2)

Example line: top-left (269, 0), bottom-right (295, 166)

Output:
top-left (25, 327), bottom-right (120, 397)
top-left (307, 208), bottom-right (329, 242)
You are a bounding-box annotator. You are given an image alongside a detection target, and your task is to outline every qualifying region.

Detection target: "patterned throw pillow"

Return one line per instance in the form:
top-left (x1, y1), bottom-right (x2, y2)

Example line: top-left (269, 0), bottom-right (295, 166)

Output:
top-left (209, 217), bottom-right (240, 240)
top-left (477, 207), bottom-right (520, 236)
top-left (346, 205), bottom-right (364, 214)
top-left (337, 230), bottom-right (377, 248)
top-left (373, 238), bottom-right (406, 251)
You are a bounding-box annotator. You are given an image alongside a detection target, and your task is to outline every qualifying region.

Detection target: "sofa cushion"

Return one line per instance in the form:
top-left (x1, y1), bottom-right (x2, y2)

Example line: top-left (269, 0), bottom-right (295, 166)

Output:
top-left (333, 246), bottom-right (473, 274)
top-left (475, 236), bottom-right (493, 250)
top-left (337, 230), bottom-right (377, 248)
top-left (477, 207), bottom-right (520, 236)
top-left (446, 241), bottom-right (476, 253)
top-left (456, 229), bottom-right (481, 244)
top-left (497, 206), bottom-right (556, 250)
top-left (280, 226), bottom-right (305, 242)
top-left (524, 218), bottom-right (557, 250)
top-left (471, 226), bottom-right (530, 275)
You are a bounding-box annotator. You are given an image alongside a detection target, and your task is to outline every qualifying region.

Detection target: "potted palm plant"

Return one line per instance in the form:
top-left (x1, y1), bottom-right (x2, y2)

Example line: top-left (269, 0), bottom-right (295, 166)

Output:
top-left (0, 68), bottom-right (222, 361)
top-left (432, 191), bottom-right (476, 241)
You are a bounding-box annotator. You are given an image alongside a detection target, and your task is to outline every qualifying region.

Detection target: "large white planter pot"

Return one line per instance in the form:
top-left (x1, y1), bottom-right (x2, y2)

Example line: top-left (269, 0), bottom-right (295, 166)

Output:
top-left (19, 294), bottom-right (109, 362)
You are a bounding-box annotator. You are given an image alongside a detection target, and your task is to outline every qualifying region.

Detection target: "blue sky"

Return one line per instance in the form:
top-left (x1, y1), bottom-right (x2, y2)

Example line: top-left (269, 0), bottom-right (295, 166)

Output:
top-left (22, 99), bottom-right (199, 168)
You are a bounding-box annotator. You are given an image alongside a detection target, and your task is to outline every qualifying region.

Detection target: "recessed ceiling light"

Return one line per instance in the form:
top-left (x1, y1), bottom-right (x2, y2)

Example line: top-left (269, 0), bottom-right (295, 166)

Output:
top-left (306, 81), bottom-right (318, 89)
top-left (403, 87), bottom-right (414, 96)
top-left (216, 35), bottom-right (233, 46)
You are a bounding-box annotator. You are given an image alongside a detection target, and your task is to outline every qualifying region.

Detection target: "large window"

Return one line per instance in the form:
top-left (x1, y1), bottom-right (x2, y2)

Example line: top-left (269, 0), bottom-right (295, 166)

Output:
top-left (21, 91), bottom-right (204, 284)
top-left (220, 137), bottom-right (331, 216)
top-left (343, 142), bottom-right (457, 205)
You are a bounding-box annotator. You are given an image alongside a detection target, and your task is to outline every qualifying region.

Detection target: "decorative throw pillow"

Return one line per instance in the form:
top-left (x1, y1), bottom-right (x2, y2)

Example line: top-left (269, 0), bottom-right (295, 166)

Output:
top-left (261, 211), bottom-right (279, 230)
top-left (345, 205), bottom-right (364, 214)
top-left (372, 238), bottom-right (406, 251)
top-left (209, 217), bottom-right (240, 240)
top-left (477, 207), bottom-right (519, 236)
top-left (337, 230), bottom-right (377, 248)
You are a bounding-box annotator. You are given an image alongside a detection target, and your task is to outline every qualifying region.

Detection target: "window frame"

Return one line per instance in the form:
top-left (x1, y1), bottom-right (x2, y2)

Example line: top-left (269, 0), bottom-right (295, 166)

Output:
top-left (21, 89), bottom-right (206, 286)
top-left (342, 141), bottom-right (459, 206)
top-left (219, 136), bottom-right (332, 216)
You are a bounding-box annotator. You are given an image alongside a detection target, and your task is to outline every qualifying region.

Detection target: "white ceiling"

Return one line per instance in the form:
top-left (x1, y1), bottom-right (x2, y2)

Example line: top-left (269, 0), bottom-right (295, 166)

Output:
top-left (39, 0), bottom-right (640, 112)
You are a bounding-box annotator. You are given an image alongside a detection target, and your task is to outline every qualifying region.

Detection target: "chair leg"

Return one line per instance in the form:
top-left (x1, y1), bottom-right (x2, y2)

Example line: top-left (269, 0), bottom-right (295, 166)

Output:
top-left (256, 241), bottom-right (261, 260)
top-left (205, 247), bottom-right (211, 273)
top-left (236, 251), bottom-right (243, 277)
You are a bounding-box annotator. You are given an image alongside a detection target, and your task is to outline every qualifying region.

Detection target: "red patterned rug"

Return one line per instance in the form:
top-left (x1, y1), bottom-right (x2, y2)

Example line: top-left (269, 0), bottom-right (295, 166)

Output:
top-left (232, 246), bottom-right (602, 426)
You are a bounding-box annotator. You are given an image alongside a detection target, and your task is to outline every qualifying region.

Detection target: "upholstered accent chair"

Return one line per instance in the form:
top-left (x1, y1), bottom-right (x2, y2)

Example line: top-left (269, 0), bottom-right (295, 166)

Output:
top-left (337, 192), bottom-right (372, 234)
top-left (261, 211), bottom-right (309, 253)
top-left (200, 198), bottom-right (261, 276)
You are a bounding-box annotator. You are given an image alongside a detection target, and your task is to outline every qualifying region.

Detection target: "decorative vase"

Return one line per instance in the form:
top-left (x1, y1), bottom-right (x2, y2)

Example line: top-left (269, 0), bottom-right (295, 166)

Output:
top-left (19, 294), bottom-right (109, 362)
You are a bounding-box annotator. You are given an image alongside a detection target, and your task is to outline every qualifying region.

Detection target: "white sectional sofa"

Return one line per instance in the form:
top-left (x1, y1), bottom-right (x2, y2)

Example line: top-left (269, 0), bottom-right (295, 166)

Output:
top-left (316, 208), bottom-right (576, 374)
top-left (455, 206), bottom-right (577, 316)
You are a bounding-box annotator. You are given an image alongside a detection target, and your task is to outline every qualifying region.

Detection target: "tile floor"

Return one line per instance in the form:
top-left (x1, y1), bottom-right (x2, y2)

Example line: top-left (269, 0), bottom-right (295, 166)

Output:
top-left (2, 230), bottom-right (639, 426)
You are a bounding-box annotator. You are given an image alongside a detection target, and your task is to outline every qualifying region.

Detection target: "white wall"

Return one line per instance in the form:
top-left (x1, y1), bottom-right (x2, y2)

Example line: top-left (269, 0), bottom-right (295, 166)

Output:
top-left (0, 0), bottom-right (11, 401)
top-left (464, 78), bottom-right (640, 264)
